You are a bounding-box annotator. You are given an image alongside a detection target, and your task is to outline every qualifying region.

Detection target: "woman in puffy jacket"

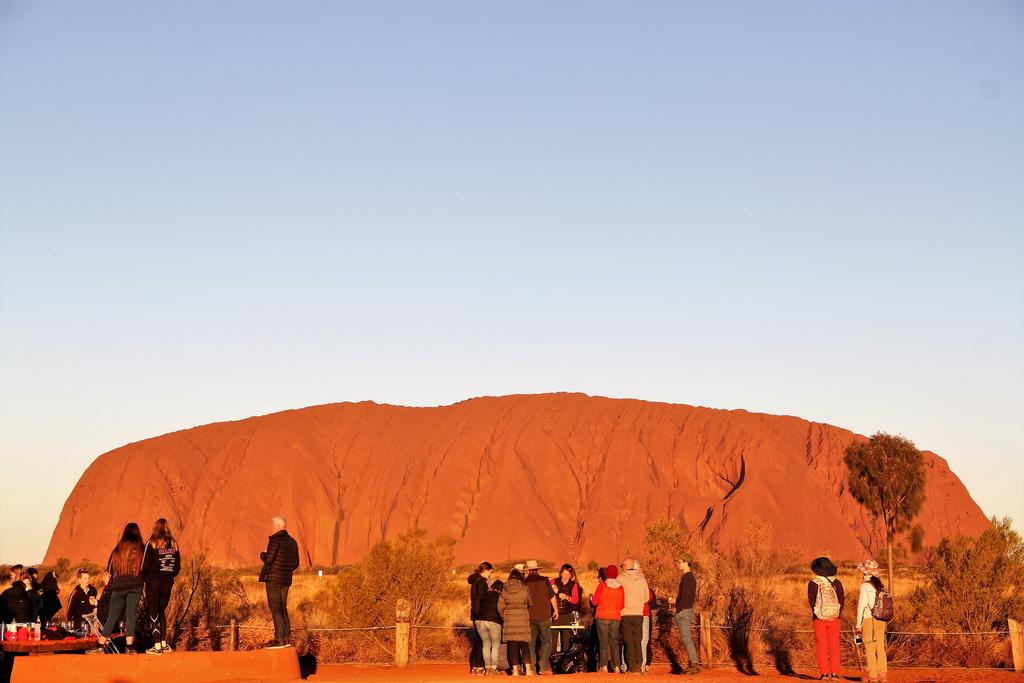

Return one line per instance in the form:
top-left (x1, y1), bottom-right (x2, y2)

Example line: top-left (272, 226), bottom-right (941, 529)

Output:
top-left (498, 569), bottom-right (533, 676)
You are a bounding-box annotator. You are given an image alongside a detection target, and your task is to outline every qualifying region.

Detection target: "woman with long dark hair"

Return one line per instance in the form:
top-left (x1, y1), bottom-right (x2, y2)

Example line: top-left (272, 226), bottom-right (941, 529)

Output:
top-left (98, 522), bottom-right (145, 652)
top-left (142, 518), bottom-right (181, 654)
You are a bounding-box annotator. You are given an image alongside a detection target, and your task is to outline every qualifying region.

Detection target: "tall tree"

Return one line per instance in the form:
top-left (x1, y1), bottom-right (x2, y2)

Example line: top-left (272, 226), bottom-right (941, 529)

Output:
top-left (844, 432), bottom-right (927, 592)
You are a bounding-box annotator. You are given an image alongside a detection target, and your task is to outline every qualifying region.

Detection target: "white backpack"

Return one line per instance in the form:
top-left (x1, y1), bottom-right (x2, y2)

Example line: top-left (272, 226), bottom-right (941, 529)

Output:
top-left (813, 578), bottom-right (841, 620)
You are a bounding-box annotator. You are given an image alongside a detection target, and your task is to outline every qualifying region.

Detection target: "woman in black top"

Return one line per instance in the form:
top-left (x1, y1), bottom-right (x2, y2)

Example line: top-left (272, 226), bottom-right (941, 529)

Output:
top-left (552, 563), bottom-right (580, 653)
top-left (39, 571), bottom-right (62, 625)
top-left (141, 518), bottom-right (181, 654)
top-left (98, 522), bottom-right (145, 652)
top-left (0, 565), bottom-right (38, 623)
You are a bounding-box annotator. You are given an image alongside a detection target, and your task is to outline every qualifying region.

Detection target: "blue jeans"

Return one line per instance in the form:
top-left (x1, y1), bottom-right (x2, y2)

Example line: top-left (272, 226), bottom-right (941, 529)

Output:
top-left (475, 620), bottom-right (502, 667)
top-left (103, 588), bottom-right (142, 639)
top-left (673, 608), bottom-right (698, 665)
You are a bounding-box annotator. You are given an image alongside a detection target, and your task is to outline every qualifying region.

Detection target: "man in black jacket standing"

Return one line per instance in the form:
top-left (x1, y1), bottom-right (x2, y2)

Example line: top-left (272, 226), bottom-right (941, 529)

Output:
top-left (670, 555), bottom-right (700, 675)
top-left (259, 516), bottom-right (300, 648)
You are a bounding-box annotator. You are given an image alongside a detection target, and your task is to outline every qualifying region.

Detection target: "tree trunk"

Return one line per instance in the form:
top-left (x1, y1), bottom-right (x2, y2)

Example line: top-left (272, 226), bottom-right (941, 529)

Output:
top-left (886, 536), bottom-right (895, 596)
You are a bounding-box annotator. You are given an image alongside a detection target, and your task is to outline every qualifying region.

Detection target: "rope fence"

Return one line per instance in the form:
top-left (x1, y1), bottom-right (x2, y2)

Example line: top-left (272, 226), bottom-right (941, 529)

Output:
top-left (169, 614), bottom-right (1022, 673)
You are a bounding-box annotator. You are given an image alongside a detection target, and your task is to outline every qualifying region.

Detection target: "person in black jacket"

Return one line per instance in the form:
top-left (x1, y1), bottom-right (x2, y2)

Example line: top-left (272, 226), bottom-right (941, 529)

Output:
top-left (0, 565), bottom-right (39, 623)
top-left (471, 562), bottom-right (504, 675)
top-left (98, 522), bottom-right (146, 652)
top-left (66, 568), bottom-right (99, 631)
top-left (669, 555), bottom-right (700, 674)
top-left (142, 518), bottom-right (181, 654)
top-left (259, 516), bottom-right (300, 648)
top-left (39, 571), bottom-right (62, 625)
top-left (467, 565), bottom-right (487, 675)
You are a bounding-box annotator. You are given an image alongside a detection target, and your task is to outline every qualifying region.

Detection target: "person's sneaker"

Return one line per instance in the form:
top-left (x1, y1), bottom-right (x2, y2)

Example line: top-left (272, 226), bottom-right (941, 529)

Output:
top-left (685, 664), bottom-right (701, 675)
top-left (471, 667), bottom-right (485, 675)
top-left (266, 639), bottom-right (281, 648)
top-left (160, 642), bottom-right (173, 653)
top-left (145, 645), bottom-right (163, 655)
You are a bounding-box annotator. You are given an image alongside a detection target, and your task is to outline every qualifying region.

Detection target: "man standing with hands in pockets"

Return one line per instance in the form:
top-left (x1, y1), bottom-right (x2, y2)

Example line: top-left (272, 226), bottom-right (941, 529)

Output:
top-left (670, 555), bottom-right (701, 675)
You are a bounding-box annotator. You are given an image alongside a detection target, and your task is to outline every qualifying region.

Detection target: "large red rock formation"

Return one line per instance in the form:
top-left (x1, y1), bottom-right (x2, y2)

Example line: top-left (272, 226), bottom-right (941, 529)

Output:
top-left (45, 393), bottom-right (989, 567)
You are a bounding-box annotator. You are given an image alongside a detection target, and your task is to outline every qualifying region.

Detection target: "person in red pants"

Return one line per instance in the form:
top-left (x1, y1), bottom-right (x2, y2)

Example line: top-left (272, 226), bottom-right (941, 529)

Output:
top-left (808, 556), bottom-right (845, 681)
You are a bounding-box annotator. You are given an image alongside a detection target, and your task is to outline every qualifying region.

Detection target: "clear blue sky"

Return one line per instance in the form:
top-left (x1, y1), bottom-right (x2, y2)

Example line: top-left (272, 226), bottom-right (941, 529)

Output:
top-left (1, 1), bottom-right (1021, 564)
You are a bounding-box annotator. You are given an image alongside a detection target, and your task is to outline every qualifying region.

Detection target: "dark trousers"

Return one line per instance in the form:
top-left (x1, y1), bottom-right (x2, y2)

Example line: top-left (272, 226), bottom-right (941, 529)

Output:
top-left (102, 588), bottom-right (142, 639)
top-left (621, 615), bottom-right (644, 672)
top-left (469, 621), bottom-right (484, 669)
top-left (596, 618), bottom-right (622, 671)
top-left (145, 580), bottom-right (173, 643)
top-left (506, 640), bottom-right (530, 668)
top-left (553, 612), bottom-right (576, 652)
top-left (529, 619), bottom-right (553, 672)
top-left (265, 582), bottom-right (291, 643)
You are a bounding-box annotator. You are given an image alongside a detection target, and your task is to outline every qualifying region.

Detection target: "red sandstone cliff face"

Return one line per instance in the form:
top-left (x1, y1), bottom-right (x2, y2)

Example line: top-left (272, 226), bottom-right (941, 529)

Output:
top-left (45, 393), bottom-right (989, 567)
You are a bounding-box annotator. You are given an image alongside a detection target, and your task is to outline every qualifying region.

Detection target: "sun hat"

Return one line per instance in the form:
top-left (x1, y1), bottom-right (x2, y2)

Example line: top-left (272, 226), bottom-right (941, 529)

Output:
top-left (856, 559), bottom-right (880, 576)
top-left (810, 556), bottom-right (837, 577)
top-left (677, 553), bottom-right (693, 563)
top-left (525, 560), bottom-right (540, 570)
top-left (605, 564), bottom-right (619, 579)
top-left (513, 563), bottom-right (525, 571)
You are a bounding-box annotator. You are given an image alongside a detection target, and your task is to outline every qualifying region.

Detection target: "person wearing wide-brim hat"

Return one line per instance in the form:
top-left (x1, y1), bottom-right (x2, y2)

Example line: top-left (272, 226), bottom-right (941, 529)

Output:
top-left (855, 559), bottom-right (889, 683)
top-left (807, 556), bottom-right (845, 681)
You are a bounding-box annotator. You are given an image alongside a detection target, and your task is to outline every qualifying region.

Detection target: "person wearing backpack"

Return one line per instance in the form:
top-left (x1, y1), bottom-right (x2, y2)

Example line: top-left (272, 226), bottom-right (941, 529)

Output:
top-left (807, 556), bottom-right (845, 681)
top-left (855, 559), bottom-right (890, 683)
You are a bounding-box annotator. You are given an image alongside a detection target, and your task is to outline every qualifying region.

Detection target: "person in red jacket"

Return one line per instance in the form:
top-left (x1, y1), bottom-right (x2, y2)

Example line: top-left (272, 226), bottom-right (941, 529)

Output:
top-left (591, 564), bottom-right (625, 673)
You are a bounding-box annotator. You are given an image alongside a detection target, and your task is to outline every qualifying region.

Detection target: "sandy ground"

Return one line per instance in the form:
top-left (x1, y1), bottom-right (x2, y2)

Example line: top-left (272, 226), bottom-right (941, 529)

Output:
top-left (293, 662), bottom-right (1019, 682)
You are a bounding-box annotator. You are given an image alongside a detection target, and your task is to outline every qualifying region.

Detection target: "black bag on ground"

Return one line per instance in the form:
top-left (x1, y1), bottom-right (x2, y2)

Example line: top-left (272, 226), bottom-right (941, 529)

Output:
top-left (552, 639), bottom-right (587, 674)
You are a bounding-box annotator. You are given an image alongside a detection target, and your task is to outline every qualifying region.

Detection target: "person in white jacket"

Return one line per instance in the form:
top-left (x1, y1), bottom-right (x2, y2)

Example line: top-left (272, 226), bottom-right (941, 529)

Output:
top-left (855, 559), bottom-right (888, 683)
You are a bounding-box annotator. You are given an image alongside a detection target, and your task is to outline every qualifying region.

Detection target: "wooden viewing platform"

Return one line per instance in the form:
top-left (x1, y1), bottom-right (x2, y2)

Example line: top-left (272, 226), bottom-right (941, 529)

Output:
top-left (7, 646), bottom-right (299, 683)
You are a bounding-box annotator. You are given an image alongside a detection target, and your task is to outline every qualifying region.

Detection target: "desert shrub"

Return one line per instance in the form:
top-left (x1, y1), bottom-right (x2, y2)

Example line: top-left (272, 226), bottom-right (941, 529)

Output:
top-left (638, 519), bottom-right (690, 600)
top-left (166, 549), bottom-right (241, 651)
top-left (910, 517), bottom-right (1023, 633)
top-left (321, 528), bottom-right (458, 661)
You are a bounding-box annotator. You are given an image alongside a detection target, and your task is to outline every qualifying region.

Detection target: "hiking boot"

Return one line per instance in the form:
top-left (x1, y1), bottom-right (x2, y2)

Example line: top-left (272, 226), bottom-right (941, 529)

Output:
top-left (684, 664), bottom-right (701, 675)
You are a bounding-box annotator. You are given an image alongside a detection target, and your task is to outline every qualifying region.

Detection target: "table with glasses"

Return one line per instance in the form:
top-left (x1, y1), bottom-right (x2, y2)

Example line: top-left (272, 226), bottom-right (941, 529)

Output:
top-left (0, 637), bottom-right (98, 656)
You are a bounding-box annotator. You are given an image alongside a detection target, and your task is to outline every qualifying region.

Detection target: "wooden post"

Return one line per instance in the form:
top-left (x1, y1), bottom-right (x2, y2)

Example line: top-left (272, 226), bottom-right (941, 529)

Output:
top-left (699, 613), bottom-right (713, 668)
top-left (1009, 618), bottom-right (1023, 674)
top-left (229, 619), bottom-right (237, 652)
top-left (395, 599), bottom-right (411, 667)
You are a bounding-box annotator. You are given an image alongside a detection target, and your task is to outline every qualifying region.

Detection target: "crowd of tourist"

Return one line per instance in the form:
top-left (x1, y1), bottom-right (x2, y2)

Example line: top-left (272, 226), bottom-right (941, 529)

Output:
top-left (3, 519), bottom-right (892, 680)
top-left (467, 555), bottom-right (700, 676)
top-left (0, 519), bottom-right (181, 655)
top-left (467, 554), bottom-right (891, 680)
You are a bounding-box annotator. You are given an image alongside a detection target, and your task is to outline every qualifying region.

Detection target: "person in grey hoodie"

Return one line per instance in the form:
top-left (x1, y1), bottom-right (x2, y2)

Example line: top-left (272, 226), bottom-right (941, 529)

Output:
top-left (618, 557), bottom-right (650, 674)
